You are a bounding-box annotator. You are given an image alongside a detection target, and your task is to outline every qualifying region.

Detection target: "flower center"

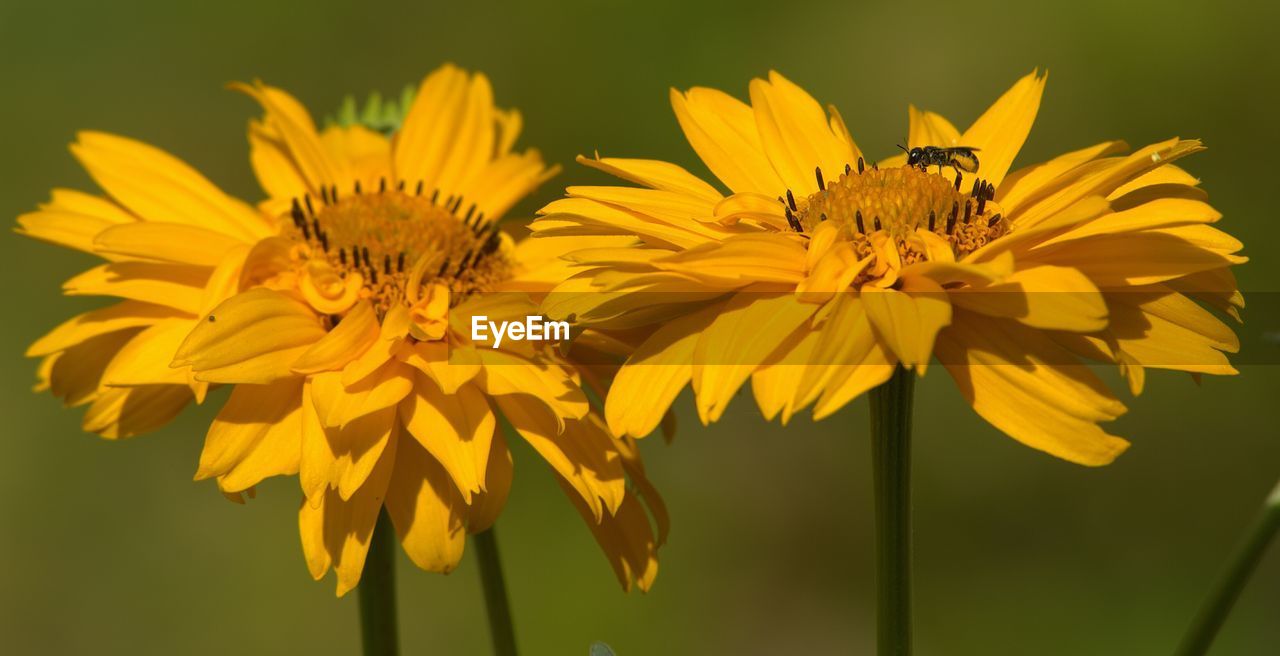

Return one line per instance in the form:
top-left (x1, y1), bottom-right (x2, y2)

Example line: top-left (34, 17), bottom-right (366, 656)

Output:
top-left (788, 160), bottom-right (1007, 266)
top-left (286, 181), bottom-right (511, 318)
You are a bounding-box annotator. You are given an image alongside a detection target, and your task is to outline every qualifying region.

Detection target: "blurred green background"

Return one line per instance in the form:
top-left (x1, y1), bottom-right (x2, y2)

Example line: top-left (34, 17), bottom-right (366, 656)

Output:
top-left (2, 0), bottom-right (1278, 654)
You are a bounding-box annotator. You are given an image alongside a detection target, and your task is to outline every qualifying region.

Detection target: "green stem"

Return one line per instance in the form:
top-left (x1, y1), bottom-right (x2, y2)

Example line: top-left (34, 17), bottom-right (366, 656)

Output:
top-left (358, 509), bottom-right (400, 656)
top-left (869, 367), bottom-right (915, 656)
top-left (475, 527), bottom-right (519, 656)
top-left (1175, 480), bottom-right (1280, 656)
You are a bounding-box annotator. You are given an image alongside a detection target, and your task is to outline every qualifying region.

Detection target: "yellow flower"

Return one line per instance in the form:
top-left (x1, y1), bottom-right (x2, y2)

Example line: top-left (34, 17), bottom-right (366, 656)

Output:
top-left (533, 70), bottom-right (1245, 466)
top-left (20, 64), bottom-right (664, 595)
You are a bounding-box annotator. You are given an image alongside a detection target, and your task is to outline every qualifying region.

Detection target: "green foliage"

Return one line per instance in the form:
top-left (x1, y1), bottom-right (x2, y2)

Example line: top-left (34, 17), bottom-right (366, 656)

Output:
top-left (324, 84), bottom-right (417, 135)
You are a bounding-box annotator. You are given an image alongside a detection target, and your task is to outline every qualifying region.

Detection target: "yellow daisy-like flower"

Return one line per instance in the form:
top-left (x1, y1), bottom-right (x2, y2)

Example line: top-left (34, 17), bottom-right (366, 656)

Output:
top-left (534, 70), bottom-right (1245, 466)
top-left (20, 64), bottom-right (664, 595)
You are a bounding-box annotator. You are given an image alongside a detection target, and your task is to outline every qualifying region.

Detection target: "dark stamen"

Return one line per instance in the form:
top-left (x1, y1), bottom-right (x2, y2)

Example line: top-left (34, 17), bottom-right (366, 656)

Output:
top-left (855, 210), bottom-right (866, 233)
top-left (845, 163), bottom-right (852, 175)
top-left (397, 252), bottom-right (405, 272)
top-left (379, 177), bottom-right (387, 193)
top-left (988, 213), bottom-right (1002, 227)
top-left (815, 167), bottom-right (825, 191)
top-left (290, 198), bottom-right (305, 227)
top-left (857, 157), bottom-right (865, 174)
top-left (397, 180), bottom-right (406, 191)
top-left (784, 207), bottom-right (802, 232)
top-left (415, 180), bottom-right (424, 196)
top-left (873, 216), bottom-right (882, 231)
top-left (362, 246), bottom-right (371, 267)
top-left (963, 201), bottom-right (973, 224)
top-left (354, 180), bottom-right (362, 195)
top-left (304, 195), bottom-right (315, 216)
top-left (369, 267), bottom-right (377, 285)
top-left (483, 232), bottom-right (501, 254)
top-left (339, 248), bottom-right (347, 266)
top-left (383, 254), bottom-right (391, 275)
top-left (928, 210), bottom-right (936, 231)
top-left (455, 251), bottom-right (473, 276)
top-left (786, 189), bottom-right (797, 212)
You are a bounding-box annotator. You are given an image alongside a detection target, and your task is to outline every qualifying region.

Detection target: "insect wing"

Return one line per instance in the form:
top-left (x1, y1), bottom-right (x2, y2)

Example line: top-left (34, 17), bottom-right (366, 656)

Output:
top-left (949, 149), bottom-right (980, 173)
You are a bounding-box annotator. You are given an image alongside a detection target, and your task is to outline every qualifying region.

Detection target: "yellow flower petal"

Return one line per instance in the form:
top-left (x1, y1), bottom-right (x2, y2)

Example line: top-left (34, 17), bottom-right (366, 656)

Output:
top-left (81, 384), bottom-right (192, 439)
top-left (398, 376), bottom-right (495, 502)
top-left (556, 478), bottom-right (659, 592)
top-left (957, 70), bottom-right (1047, 190)
top-left (394, 64), bottom-right (473, 192)
top-left (232, 81), bottom-right (346, 191)
top-left (196, 378), bottom-right (302, 492)
top-left (606, 305), bottom-right (717, 438)
top-left (861, 277), bottom-right (952, 373)
top-left (27, 301), bottom-right (182, 357)
top-left (997, 141), bottom-right (1127, 214)
top-left (63, 262), bottom-right (210, 314)
top-left (292, 301), bottom-right (380, 375)
top-left (302, 436), bottom-right (397, 596)
top-left (950, 265), bottom-right (1108, 333)
top-left (654, 233), bottom-right (807, 286)
top-left (478, 350), bottom-right (589, 423)
top-left (577, 154), bottom-right (722, 202)
top-left (314, 359), bottom-right (414, 430)
top-left (907, 105), bottom-right (962, 149)
top-left (938, 313), bottom-right (1129, 466)
top-left (300, 379), bottom-right (334, 504)
top-left (17, 202), bottom-right (135, 257)
top-left (671, 85), bottom-right (784, 194)
top-left (384, 436), bottom-right (467, 573)
top-left (92, 222), bottom-right (246, 267)
top-left (1106, 287), bottom-right (1239, 374)
top-left (496, 395), bottom-right (624, 521)
top-left (399, 340), bottom-right (482, 395)
top-left (812, 342), bottom-right (896, 420)
top-left (1025, 225), bottom-right (1245, 286)
top-left (748, 71), bottom-right (859, 195)
top-left (692, 291), bottom-right (818, 423)
top-left (1012, 138), bottom-right (1204, 229)
top-left (466, 430), bottom-right (514, 534)
top-left (101, 318), bottom-right (198, 387)
top-left (173, 288), bottom-right (325, 384)
top-left (71, 131), bottom-right (270, 241)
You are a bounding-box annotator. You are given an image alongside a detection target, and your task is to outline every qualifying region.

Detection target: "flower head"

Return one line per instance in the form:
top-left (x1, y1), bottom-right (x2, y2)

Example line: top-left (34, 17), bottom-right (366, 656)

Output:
top-left (21, 64), bottom-right (665, 595)
top-left (534, 70), bottom-right (1244, 466)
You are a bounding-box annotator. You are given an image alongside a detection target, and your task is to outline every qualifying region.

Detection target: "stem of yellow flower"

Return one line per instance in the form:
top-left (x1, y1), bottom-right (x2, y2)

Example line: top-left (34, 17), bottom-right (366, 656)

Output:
top-left (475, 527), bottom-right (519, 656)
top-left (869, 366), bottom-right (915, 656)
top-left (358, 509), bottom-right (400, 656)
top-left (1175, 479), bottom-right (1280, 656)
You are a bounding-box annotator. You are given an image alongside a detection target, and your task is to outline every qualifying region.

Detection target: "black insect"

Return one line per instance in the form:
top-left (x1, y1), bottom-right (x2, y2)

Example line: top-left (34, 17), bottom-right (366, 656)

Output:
top-left (898, 145), bottom-right (981, 176)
